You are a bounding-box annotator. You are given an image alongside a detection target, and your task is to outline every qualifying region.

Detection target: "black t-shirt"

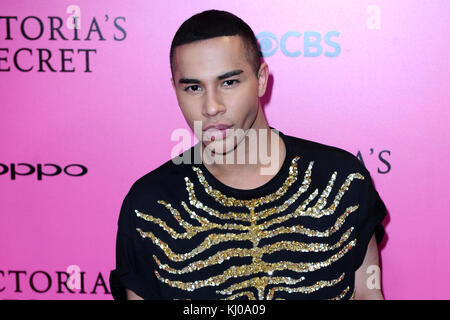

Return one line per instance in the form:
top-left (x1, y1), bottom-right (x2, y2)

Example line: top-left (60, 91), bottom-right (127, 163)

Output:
top-left (109, 128), bottom-right (387, 300)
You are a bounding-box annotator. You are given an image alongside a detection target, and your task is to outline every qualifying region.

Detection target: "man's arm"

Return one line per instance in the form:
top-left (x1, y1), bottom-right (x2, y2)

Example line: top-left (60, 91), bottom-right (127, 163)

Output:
top-left (126, 288), bottom-right (144, 300)
top-left (354, 234), bottom-right (385, 300)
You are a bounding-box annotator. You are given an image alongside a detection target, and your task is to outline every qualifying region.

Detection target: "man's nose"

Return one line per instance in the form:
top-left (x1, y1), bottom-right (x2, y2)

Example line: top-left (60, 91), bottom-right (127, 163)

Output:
top-left (202, 89), bottom-right (225, 116)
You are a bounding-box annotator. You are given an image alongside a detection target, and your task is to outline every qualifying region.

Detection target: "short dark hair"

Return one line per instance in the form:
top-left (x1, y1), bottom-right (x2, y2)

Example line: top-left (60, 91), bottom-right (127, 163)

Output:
top-left (170, 10), bottom-right (262, 77)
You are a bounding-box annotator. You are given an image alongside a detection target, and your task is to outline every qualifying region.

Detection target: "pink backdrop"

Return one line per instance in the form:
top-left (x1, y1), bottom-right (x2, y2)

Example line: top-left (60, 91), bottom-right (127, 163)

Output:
top-left (1, 0), bottom-right (449, 299)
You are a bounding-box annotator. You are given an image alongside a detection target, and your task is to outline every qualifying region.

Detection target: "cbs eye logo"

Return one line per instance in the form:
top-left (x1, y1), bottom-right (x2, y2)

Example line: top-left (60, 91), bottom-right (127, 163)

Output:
top-left (256, 30), bottom-right (341, 58)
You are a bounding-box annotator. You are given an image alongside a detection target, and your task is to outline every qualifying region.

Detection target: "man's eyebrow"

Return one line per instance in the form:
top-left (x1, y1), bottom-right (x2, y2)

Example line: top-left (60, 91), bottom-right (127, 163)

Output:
top-left (178, 70), bottom-right (244, 84)
top-left (179, 78), bottom-right (200, 84)
top-left (217, 69), bottom-right (243, 80)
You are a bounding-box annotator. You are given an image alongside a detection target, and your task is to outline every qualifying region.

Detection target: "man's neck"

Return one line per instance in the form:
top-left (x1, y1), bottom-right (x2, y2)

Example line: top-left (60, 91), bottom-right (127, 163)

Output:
top-left (200, 125), bottom-right (287, 190)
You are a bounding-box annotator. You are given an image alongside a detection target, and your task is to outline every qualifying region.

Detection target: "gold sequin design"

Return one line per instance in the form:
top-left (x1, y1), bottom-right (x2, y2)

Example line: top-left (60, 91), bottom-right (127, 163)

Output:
top-left (151, 227), bottom-right (354, 274)
top-left (135, 206), bottom-right (358, 262)
top-left (350, 289), bottom-right (355, 300)
top-left (217, 275), bottom-right (306, 297)
top-left (223, 291), bottom-right (256, 300)
top-left (135, 155), bottom-right (366, 299)
top-left (187, 163), bottom-right (364, 222)
top-left (330, 286), bottom-right (350, 300)
top-left (186, 160), bottom-right (313, 221)
top-left (151, 240), bottom-right (355, 298)
top-left (191, 156), bottom-right (301, 209)
top-left (267, 272), bottom-right (345, 300)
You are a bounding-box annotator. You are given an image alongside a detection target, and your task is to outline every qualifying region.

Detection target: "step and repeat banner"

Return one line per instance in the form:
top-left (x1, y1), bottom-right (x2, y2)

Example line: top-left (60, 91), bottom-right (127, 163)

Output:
top-left (1, 0), bottom-right (449, 299)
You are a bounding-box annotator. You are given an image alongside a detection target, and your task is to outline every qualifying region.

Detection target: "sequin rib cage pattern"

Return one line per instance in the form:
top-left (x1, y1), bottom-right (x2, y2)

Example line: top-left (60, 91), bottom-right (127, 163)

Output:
top-left (134, 156), bottom-right (364, 300)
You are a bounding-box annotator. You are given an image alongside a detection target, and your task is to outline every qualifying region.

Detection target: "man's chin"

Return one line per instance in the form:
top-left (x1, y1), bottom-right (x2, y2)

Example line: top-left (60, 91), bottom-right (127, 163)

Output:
top-left (201, 140), bottom-right (236, 157)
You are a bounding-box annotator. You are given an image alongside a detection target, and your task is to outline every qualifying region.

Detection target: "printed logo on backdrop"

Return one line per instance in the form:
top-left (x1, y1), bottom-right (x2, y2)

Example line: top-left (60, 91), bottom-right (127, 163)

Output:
top-left (0, 163), bottom-right (88, 180)
top-left (0, 267), bottom-right (110, 295)
top-left (357, 148), bottom-right (391, 174)
top-left (0, 5), bottom-right (126, 72)
top-left (256, 5), bottom-right (382, 58)
top-left (256, 31), bottom-right (341, 58)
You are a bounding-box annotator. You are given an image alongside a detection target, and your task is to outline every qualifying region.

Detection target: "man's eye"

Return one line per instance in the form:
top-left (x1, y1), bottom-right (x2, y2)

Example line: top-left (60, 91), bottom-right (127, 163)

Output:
top-left (223, 79), bottom-right (240, 87)
top-left (185, 85), bottom-right (201, 92)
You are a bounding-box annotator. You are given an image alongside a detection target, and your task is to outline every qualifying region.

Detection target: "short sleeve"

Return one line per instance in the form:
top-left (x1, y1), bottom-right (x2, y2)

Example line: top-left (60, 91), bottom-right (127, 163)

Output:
top-left (109, 191), bottom-right (162, 300)
top-left (352, 167), bottom-right (388, 272)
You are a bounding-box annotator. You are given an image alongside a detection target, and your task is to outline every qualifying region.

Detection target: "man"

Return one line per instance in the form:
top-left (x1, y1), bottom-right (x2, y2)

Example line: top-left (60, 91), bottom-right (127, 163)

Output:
top-left (109, 9), bottom-right (387, 300)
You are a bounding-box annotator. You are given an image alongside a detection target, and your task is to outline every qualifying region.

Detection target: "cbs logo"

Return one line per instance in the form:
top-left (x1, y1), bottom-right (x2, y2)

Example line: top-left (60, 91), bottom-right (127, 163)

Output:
top-left (256, 30), bottom-right (341, 57)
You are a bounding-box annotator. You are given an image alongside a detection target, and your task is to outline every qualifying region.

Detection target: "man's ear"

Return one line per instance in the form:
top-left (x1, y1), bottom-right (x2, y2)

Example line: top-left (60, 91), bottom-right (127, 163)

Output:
top-left (257, 62), bottom-right (269, 98)
top-left (171, 78), bottom-right (175, 91)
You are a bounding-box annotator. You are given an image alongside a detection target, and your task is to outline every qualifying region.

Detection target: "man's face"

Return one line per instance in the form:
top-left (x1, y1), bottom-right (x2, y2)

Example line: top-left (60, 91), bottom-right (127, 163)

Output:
top-left (171, 35), bottom-right (268, 155)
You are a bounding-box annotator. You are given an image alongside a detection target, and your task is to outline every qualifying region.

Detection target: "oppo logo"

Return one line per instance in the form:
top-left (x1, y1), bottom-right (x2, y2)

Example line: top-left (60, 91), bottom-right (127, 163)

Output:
top-left (0, 163), bottom-right (88, 180)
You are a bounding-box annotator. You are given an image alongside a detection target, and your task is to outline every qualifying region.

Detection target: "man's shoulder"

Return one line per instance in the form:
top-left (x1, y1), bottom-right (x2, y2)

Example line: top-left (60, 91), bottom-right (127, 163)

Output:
top-left (283, 132), bottom-right (373, 203)
top-left (125, 148), bottom-right (194, 200)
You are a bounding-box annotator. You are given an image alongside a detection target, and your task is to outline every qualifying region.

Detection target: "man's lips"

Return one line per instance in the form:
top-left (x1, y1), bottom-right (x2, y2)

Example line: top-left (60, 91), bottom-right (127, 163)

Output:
top-left (203, 123), bottom-right (233, 131)
top-left (202, 124), bottom-right (233, 141)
